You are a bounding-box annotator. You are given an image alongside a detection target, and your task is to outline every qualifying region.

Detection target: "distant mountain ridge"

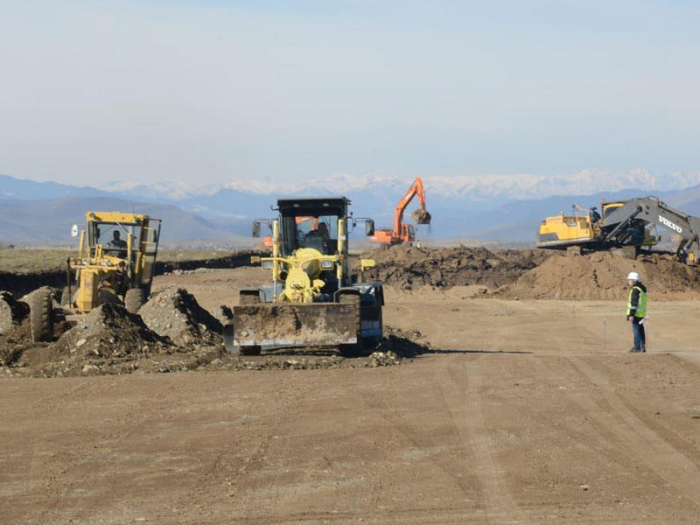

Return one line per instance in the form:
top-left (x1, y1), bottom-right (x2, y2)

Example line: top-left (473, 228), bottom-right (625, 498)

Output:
top-left (93, 169), bottom-right (700, 202)
top-left (2, 171), bottom-right (700, 243)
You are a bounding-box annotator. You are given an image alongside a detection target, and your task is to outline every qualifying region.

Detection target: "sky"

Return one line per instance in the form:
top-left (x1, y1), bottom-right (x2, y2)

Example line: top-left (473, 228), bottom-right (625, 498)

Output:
top-left (1, 0), bottom-right (699, 186)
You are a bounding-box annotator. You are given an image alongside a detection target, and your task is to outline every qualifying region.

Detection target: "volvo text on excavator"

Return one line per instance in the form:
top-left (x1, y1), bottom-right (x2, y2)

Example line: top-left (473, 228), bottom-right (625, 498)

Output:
top-left (370, 177), bottom-right (431, 245)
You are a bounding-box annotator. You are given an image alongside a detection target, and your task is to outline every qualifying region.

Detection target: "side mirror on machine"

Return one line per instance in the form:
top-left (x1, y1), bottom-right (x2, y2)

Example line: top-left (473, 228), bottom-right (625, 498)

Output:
top-left (365, 219), bottom-right (375, 237)
top-left (71, 224), bottom-right (79, 237)
top-left (252, 221), bottom-right (261, 238)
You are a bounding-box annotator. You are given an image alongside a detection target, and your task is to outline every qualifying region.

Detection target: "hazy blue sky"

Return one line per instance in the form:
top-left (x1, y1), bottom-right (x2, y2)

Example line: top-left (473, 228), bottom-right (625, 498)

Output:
top-left (1, 0), bottom-right (699, 185)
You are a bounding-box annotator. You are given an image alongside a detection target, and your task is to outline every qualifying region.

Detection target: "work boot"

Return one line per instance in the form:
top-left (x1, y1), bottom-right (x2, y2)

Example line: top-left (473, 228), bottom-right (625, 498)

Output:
top-left (641, 345), bottom-right (646, 353)
top-left (628, 347), bottom-right (640, 353)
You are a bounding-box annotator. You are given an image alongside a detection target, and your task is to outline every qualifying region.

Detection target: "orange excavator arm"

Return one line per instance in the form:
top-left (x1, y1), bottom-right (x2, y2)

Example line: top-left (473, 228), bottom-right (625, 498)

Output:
top-left (392, 177), bottom-right (431, 236)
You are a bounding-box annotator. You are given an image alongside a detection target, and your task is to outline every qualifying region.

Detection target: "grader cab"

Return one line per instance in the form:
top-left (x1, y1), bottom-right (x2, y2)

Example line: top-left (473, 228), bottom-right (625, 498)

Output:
top-left (224, 197), bottom-right (383, 354)
top-left (30, 211), bottom-right (162, 342)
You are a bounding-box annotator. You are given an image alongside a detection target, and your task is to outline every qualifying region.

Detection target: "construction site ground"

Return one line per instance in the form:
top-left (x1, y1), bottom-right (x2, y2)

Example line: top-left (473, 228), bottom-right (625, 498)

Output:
top-left (2, 249), bottom-right (700, 524)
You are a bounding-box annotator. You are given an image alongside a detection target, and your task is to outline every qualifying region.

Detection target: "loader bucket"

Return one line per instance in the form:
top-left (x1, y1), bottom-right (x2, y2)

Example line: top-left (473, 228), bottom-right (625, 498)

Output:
top-left (228, 302), bottom-right (361, 352)
top-left (411, 209), bottom-right (432, 225)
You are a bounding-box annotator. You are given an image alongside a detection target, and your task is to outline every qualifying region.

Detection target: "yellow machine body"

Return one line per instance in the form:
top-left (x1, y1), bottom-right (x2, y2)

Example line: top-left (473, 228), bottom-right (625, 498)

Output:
top-left (229, 197), bottom-right (383, 353)
top-left (67, 211), bottom-right (161, 314)
top-left (537, 201), bottom-right (657, 250)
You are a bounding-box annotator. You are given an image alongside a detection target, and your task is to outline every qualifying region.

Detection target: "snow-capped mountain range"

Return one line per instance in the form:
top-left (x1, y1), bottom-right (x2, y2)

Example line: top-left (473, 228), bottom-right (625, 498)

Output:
top-left (94, 169), bottom-right (700, 202)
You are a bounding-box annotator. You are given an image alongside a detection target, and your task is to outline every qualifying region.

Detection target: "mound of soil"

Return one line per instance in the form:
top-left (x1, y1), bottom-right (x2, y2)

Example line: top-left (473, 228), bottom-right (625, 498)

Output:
top-left (15, 303), bottom-right (174, 377)
top-left (0, 291), bottom-right (30, 334)
top-left (0, 292), bottom-right (32, 366)
top-left (58, 303), bottom-right (167, 355)
top-left (499, 251), bottom-right (700, 300)
top-left (139, 287), bottom-right (223, 346)
top-left (361, 245), bottom-right (548, 290)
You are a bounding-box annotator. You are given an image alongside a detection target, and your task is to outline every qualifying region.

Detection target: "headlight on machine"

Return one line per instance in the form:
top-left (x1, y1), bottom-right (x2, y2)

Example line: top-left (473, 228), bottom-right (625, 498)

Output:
top-left (262, 260), bottom-right (274, 270)
top-left (320, 260), bottom-right (334, 270)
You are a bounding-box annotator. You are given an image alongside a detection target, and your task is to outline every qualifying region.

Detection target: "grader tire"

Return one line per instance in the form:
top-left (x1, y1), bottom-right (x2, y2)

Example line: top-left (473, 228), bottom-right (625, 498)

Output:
top-left (30, 288), bottom-right (54, 342)
top-left (125, 288), bottom-right (146, 314)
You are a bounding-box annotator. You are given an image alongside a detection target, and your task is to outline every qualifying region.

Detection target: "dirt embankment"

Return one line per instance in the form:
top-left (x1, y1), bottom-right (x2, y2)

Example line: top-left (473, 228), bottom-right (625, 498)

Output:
top-left (361, 245), bottom-right (549, 290)
top-left (0, 251), bottom-right (265, 297)
top-left (498, 251), bottom-right (700, 300)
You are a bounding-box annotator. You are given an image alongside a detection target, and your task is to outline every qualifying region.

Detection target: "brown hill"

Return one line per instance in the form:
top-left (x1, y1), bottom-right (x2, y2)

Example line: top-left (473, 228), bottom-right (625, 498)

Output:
top-left (498, 251), bottom-right (700, 301)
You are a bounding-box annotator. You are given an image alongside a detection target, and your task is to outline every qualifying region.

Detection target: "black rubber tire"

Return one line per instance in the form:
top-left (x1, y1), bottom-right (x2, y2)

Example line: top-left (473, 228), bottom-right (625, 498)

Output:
top-left (60, 286), bottom-right (72, 307)
top-left (124, 287), bottom-right (146, 314)
top-left (30, 289), bottom-right (54, 343)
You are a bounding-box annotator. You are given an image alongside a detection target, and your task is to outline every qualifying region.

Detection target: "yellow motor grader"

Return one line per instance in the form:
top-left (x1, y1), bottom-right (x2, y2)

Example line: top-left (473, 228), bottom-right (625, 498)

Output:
top-left (30, 211), bottom-right (162, 342)
top-left (224, 197), bottom-right (383, 355)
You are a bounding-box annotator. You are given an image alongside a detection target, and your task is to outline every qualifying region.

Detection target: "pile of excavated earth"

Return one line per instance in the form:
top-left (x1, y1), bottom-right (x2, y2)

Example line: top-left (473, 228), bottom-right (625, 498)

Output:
top-left (362, 245), bottom-right (549, 290)
top-left (363, 245), bottom-right (700, 300)
top-left (498, 251), bottom-right (700, 300)
top-left (0, 285), bottom-right (430, 378)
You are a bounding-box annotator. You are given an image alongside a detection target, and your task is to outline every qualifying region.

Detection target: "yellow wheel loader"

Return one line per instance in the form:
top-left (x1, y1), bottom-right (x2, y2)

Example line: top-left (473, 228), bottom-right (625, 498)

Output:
top-left (30, 212), bottom-right (162, 342)
top-left (224, 197), bottom-right (383, 355)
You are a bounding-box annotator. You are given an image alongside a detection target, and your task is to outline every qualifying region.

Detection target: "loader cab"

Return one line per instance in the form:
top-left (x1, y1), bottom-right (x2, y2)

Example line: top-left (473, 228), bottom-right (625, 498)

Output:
top-left (277, 198), bottom-right (349, 257)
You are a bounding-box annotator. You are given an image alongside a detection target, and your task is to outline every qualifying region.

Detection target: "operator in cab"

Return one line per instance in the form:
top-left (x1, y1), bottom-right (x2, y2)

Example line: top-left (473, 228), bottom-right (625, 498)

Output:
top-left (107, 230), bottom-right (128, 257)
top-left (304, 222), bottom-right (332, 254)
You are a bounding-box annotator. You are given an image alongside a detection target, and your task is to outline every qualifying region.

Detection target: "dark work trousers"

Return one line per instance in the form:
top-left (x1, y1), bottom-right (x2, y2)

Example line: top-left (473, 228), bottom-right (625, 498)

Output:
top-left (632, 317), bottom-right (646, 351)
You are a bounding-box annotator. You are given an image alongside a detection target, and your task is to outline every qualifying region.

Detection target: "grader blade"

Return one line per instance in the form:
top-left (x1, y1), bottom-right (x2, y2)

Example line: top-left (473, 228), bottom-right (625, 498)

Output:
top-left (229, 303), bottom-right (361, 352)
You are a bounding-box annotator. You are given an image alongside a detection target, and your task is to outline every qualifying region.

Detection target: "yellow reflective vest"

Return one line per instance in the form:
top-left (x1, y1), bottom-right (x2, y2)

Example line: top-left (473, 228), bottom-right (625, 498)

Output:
top-left (626, 285), bottom-right (647, 318)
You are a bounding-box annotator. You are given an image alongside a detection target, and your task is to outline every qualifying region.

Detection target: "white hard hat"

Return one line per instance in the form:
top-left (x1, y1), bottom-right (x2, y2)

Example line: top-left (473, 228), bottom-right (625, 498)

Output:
top-left (627, 272), bottom-right (640, 281)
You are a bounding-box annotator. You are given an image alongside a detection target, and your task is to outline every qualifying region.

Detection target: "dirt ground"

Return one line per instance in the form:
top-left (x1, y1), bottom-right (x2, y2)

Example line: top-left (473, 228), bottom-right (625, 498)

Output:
top-left (2, 263), bottom-right (700, 524)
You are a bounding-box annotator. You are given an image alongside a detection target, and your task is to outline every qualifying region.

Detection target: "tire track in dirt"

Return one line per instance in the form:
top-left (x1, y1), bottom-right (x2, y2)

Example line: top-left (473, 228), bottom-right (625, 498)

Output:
top-left (8, 378), bottom-right (119, 523)
top-left (348, 381), bottom-right (477, 504)
top-left (566, 356), bottom-right (700, 508)
top-left (439, 354), bottom-right (524, 524)
top-left (231, 373), bottom-right (319, 522)
top-left (579, 355), bottom-right (700, 472)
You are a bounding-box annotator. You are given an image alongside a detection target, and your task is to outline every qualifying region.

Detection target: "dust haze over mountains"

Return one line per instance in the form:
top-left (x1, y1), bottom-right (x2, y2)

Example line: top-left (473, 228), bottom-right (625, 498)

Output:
top-left (1, 171), bottom-right (700, 245)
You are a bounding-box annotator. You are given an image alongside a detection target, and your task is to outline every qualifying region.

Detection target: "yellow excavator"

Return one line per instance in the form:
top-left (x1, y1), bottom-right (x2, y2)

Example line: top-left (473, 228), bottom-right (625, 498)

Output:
top-left (224, 197), bottom-right (383, 354)
top-left (537, 196), bottom-right (700, 264)
top-left (30, 211), bottom-right (162, 342)
top-left (537, 200), bottom-right (656, 253)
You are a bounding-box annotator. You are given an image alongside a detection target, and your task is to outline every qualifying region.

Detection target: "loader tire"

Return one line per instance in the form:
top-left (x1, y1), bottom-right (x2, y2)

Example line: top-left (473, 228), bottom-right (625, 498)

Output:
top-left (125, 288), bottom-right (146, 314)
top-left (30, 288), bottom-right (54, 343)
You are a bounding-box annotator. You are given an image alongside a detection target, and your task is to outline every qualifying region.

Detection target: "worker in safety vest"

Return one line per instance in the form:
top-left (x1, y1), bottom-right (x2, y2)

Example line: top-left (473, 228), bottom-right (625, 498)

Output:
top-left (626, 271), bottom-right (647, 353)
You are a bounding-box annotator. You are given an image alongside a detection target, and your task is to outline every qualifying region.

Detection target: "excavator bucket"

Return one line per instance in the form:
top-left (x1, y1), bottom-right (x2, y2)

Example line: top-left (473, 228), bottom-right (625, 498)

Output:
top-left (411, 209), bottom-right (432, 225)
top-left (225, 302), bottom-right (361, 353)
